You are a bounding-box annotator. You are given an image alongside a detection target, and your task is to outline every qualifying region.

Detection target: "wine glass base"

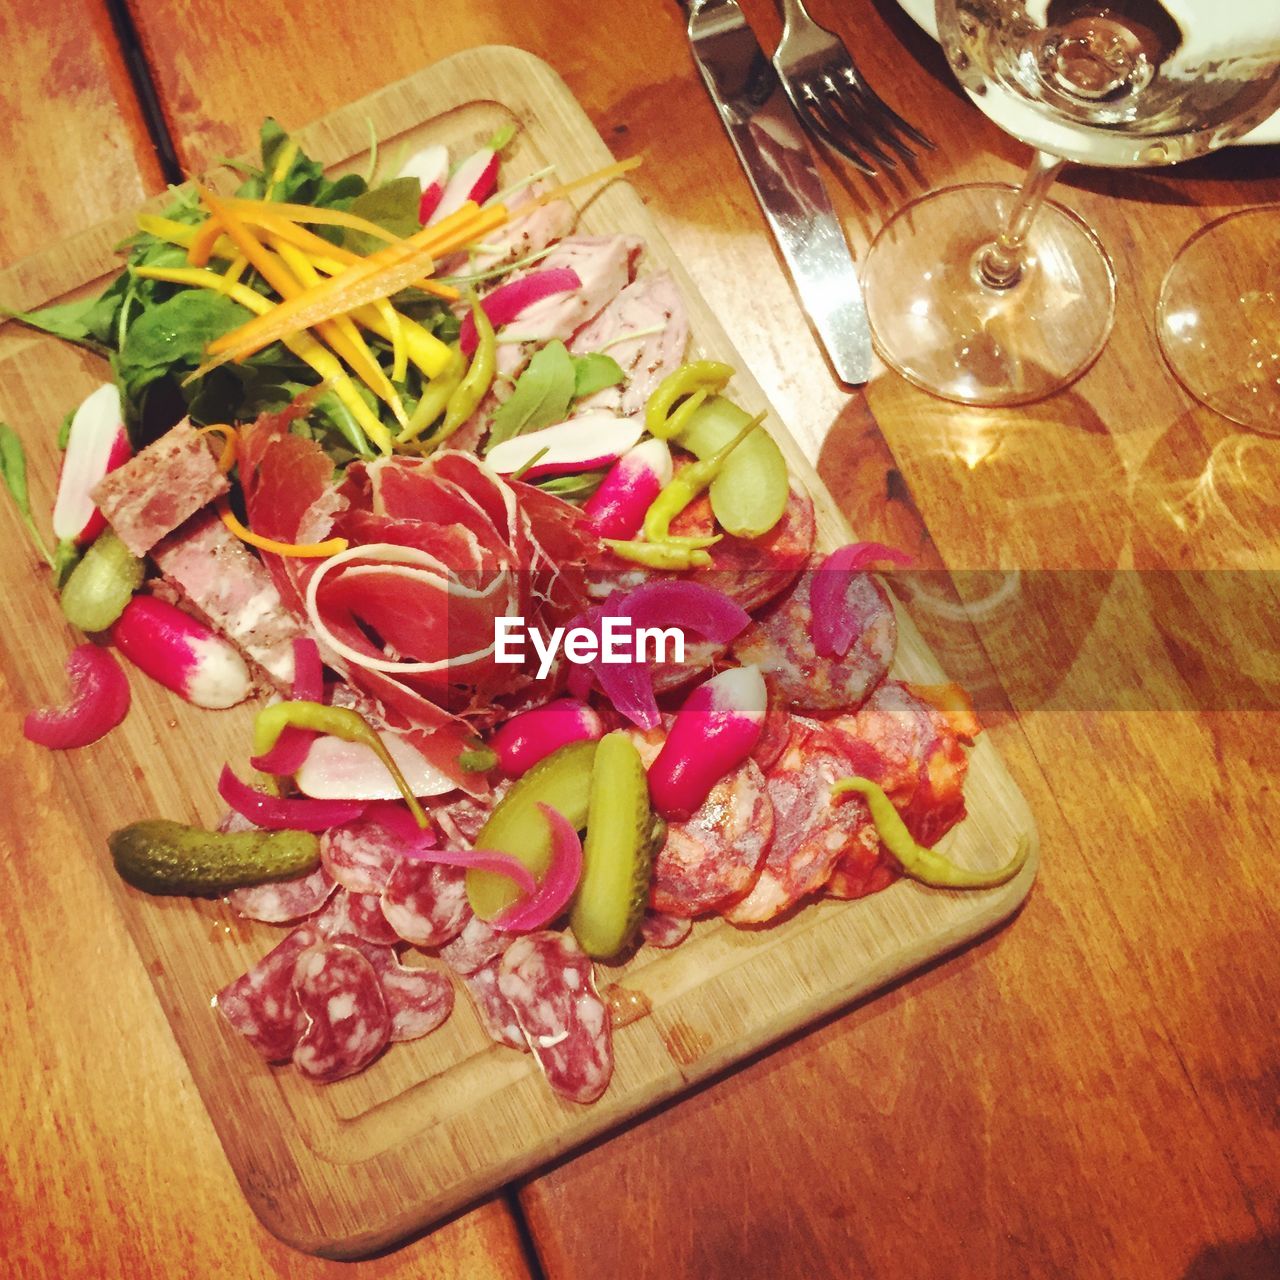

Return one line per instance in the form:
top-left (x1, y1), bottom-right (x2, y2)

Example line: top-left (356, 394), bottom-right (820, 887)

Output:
top-left (862, 184), bottom-right (1116, 406)
top-left (1157, 207), bottom-right (1280, 436)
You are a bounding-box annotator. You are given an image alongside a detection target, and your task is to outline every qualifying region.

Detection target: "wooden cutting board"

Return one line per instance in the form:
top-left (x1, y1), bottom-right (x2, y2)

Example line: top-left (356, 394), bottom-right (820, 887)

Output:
top-left (0, 46), bottom-right (1037, 1259)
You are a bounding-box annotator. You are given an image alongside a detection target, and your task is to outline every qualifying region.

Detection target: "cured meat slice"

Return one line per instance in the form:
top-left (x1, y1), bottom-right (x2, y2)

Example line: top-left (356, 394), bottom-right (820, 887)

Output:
top-left (319, 809), bottom-right (410, 894)
top-left (215, 925), bottom-right (318, 1062)
top-left (343, 942), bottom-right (455, 1043)
top-left (722, 718), bottom-right (872, 925)
top-left (292, 942), bottom-right (392, 1082)
top-left (381, 859), bottom-right (470, 947)
top-left (750, 677), bottom-right (792, 772)
top-left (498, 931), bottom-right (613, 1104)
top-left (438, 914), bottom-right (508, 975)
top-left (639, 911), bottom-right (693, 949)
top-left (151, 509), bottom-right (304, 687)
top-left (570, 272), bottom-right (689, 415)
top-left (731, 569), bottom-right (896, 716)
top-left (317, 888), bottom-right (402, 947)
top-left (429, 788), bottom-right (503, 848)
top-left (830, 681), bottom-right (977, 852)
top-left (460, 958), bottom-right (527, 1051)
top-left (649, 759), bottom-right (775, 918)
top-left (825, 821), bottom-right (897, 901)
top-left (91, 419), bottom-right (230, 556)
top-left (226, 865), bottom-right (337, 924)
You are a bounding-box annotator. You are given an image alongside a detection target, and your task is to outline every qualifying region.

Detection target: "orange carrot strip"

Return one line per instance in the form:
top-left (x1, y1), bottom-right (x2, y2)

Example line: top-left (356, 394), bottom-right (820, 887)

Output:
top-left (218, 499), bottom-right (348, 558)
top-left (196, 423), bottom-right (239, 473)
top-left (187, 216), bottom-right (226, 268)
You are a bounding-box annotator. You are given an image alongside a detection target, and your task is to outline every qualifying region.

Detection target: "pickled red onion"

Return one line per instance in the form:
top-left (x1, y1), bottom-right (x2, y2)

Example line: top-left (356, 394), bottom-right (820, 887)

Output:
top-left (809, 543), bottom-right (912, 658)
top-left (23, 644), bottom-right (131, 749)
top-left (217, 766), bottom-right (366, 831)
top-left (492, 804), bottom-right (583, 933)
top-left (397, 844), bottom-right (537, 897)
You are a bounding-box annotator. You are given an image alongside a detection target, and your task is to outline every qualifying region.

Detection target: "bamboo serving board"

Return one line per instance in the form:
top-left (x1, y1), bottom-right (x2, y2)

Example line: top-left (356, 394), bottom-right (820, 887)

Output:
top-left (0, 47), bottom-right (1037, 1258)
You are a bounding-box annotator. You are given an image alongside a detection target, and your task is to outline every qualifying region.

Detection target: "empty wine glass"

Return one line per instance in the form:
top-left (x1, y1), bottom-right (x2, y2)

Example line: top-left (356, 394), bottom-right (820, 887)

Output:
top-left (1157, 205), bottom-right (1280, 434)
top-left (861, 1), bottom-right (1280, 406)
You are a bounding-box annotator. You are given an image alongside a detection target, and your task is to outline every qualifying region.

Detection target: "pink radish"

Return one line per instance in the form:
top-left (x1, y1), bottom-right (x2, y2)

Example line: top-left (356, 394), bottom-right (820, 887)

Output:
top-left (52, 383), bottom-right (132, 546)
top-left (584, 438), bottom-right (673, 539)
top-left (295, 730), bottom-right (457, 800)
top-left (458, 267), bottom-right (582, 357)
top-left (23, 643), bottom-right (131, 749)
top-left (486, 412), bottom-right (644, 480)
top-left (111, 595), bottom-right (252, 709)
top-left (427, 147), bottom-right (501, 226)
top-left (489, 699), bottom-right (604, 778)
top-left (648, 666), bottom-right (768, 820)
top-left (400, 143), bottom-right (450, 223)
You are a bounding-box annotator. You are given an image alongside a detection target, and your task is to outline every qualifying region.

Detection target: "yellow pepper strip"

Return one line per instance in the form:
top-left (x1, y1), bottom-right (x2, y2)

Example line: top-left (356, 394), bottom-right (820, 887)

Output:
top-left (270, 236), bottom-right (408, 427)
top-left (222, 254), bottom-right (249, 285)
top-left (196, 423), bottom-right (239, 473)
top-left (203, 201), bottom-right (506, 365)
top-left (264, 140), bottom-right (300, 199)
top-left (227, 196), bottom-right (404, 245)
top-left (218, 498), bottom-right (349, 558)
top-left (129, 264), bottom-right (389, 454)
top-left (376, 298), bottom-right (407, 383)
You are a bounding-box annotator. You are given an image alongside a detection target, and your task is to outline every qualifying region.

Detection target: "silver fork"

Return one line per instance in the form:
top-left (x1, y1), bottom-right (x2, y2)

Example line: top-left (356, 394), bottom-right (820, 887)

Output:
top-left (772, 0), bottom-right (935, 175)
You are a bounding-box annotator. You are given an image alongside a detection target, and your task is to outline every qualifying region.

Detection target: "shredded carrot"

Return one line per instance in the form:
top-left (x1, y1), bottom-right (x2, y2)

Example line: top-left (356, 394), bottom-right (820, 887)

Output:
top-left (202, 202), bottom-right (505, 367)
top-left (524, 155), bottom-right (643, 209)
top-left (218, 499), bottom-right (348, 558)
top-left (197, 423), bottom-right (239, 472)
top-left (227, 196), bottom-right (404, 245)
top-left (187, 215), bottom-right (226, 268)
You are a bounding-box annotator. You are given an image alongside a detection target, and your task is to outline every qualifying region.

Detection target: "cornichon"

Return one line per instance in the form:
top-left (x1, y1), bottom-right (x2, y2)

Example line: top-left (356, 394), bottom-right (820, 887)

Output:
top-left (571, 731), bottom-right (663, 959)
top-left (679, 395), bottom-right (789, 539)
top-left (108, 819), bottom-right (320, 896)
top-left (60, 529), bottom-right (144, 632)
top-left (466, 739), bottom-right (598, 920)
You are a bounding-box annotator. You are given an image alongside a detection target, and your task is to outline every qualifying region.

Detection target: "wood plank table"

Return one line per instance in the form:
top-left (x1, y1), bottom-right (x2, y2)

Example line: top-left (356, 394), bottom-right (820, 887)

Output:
top-left (0, 5), bottom-right (530, 1279)
top-left (12, 0), bottom-right (1280, 1274)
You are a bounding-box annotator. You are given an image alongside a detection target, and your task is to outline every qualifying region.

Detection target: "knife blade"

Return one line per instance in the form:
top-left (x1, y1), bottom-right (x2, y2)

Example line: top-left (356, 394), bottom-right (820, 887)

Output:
top-left (684, 0), bottom-right (872, 385)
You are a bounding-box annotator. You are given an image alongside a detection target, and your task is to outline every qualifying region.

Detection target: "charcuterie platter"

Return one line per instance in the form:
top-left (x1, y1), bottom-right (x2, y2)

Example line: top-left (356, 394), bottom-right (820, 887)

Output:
top-left (0, 47), bottom-right (1037, 1257)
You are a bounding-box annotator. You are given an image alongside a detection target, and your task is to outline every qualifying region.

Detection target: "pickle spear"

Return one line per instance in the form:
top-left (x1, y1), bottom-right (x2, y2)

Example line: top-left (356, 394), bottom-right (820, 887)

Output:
top-left (570, 731), bottom-right (662, 959)
top-left (466, 739), bottom-right (598, 920)
top-left (109, 819), bottom-right (319, 896)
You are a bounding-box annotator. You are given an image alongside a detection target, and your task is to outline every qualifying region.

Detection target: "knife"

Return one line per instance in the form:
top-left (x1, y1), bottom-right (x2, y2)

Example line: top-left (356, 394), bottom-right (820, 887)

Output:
top-left (683, 0), bottom-right (872, 385)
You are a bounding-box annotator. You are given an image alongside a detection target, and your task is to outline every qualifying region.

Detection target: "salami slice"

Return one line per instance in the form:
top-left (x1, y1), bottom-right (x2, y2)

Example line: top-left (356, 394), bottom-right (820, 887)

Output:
top-left (317, 888), bottom-right (402, 946)
top-left (292, 942), bottom-right (392, 1082)
top-left (831, 681), bottom-right (975, 850)
top-left (381, 859), bottom-right (470, 947)
top-left (498, 931), bottom-right (614, 1104)
top-left (429, 788), bottom-right (503, 847)
top-left (731, 570), bottom-right (896, 715)
top-left (319, 808), bottom-right (409, 894)
top-left (639, 911), bottom-right (692, 948)
top-left (225, 864), bottom-right (337, 924)
top-left (461, 959), bottom-right (527, 1051)
top-left (649, 758), bottom-right (775, 917)
top-left (722, 718), bottom-right (871, 925)
top-left (215, 924), bottom-right (318, 1062)
top-left (437, 914), bottom-right (508, 975)
top-left (349, 942), bottom-right (455, 1042)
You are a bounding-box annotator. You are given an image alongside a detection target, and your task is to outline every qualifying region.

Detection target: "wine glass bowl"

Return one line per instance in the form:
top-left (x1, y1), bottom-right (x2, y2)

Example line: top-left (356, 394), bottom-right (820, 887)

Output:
top-left (861, 0), bottom-right (1280, 406)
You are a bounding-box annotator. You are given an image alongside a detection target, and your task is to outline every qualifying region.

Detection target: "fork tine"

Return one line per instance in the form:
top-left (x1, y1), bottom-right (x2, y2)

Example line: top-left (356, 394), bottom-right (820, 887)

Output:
top-left (812, 81), bottom-right (900, 171)
top-left (797, 82), bottom-right (880, 176)
top-left (837, 68), bottom-right (936, 152)
top-left (824, 82), bottom-right (914, 165)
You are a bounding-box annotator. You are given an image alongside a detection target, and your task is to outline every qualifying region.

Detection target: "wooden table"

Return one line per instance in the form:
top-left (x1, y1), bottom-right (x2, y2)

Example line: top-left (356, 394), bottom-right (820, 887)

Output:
top-left (4, 0), bottom-right (1277, 1275)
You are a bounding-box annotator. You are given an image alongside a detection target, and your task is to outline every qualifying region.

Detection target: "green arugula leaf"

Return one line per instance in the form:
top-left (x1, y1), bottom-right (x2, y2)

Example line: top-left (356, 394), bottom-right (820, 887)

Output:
top-left (0, 423), bottom-right (53, 565)
top-left (571, 352), bottom-right (625, 400)
top-left (535, 469), bottom-right (607, 502)
top-left (343, 177), bottom-right (422, 256)
top-left (487, 340), bottom-right (576, 449)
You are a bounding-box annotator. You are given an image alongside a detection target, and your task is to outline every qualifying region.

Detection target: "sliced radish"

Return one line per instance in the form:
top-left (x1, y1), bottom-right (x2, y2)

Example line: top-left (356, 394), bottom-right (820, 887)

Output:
top-left (400, 143), bottom-right (450, 223)
top-left (111, 595), bottom-right (252, 709)
top-left (489, 699), bottom-right (604, 778)
top-left (583, 438), bottom-right (673, 540)
top-left (427, 147), bottom-right (501, 226)
top-left (296, 730), bottom-right (457, 800)
top-left (52, 383), bottom-right (131, 546)
top-left (459, 267), bottom-right (582, 357)
top-left (486, 413), bottom-right (644, 480)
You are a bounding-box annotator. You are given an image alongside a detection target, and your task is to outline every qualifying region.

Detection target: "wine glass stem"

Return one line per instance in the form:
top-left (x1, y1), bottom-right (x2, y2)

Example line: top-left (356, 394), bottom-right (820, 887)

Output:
top-left (978, 150), bottom-right (1069, 290)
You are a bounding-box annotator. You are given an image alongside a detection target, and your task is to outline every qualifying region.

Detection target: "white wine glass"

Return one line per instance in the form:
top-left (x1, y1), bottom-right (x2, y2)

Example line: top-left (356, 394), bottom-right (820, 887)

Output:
top-left (861, 1), bottom-right (1280, 406)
